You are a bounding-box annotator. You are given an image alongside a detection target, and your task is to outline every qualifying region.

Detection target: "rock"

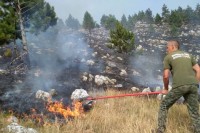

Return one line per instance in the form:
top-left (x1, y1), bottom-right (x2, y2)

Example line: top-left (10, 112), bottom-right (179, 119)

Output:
top-left (7, 116), bottom-right (18, 123)
top-left (49, 89), bottom-right (57, 96)
top-left (71, 89), bottom-right (89, 100)
top-left (88, 74), bottom-right (94, 81)
top-left (120, 69), bottom-right (127, 76)
top-left (86, 60), bottom-right (95, 65)
top-left (160, 40), bottom-right (167, 44)
top-left (94, 75), bottom-right (116, 85)
top-left (35, 90), bottom-right (52, 101)
top-left (114, 84), bottom-right (123, 88)
top-left (105, 66), bottom-right (112, 73)
top-left (101, 56), bottom-right (107, 59)
top-left (110, 79), bottom-right (117, 84)
top-left (34, 69), bottom-right (41, 77)
top-left (132, 69), bottom-right (140, 76)
top-left (92, 52), bottom-right (98, 57)
top-left (117, 57), bottom-right (123, 61)
top-left (142, 87), bottom-right (151, 93)
top-left (131, 87), bottom-right (140, 92)
top-left (16, 80), bottom-right (23, 84)
top-left (136, 45), bottom-right (143, 51)
top-left (5, 122), bottom-right (38, 133)
top-left (94, 75), bottom-right (105, 86)
top-left (82, 75), bottom-right (88, 81)
top-left (0, 69), bottom-right (7, 74)
top-left (107, 61), bottom-right (116, 67)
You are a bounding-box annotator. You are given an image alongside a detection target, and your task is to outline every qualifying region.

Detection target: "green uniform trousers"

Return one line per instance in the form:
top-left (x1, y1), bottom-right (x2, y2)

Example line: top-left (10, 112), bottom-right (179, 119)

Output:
top-left (157, 84), bottom-right (200, 133)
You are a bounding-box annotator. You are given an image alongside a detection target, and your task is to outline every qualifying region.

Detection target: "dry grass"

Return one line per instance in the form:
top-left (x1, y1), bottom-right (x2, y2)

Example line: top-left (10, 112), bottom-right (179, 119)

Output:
top-left (0, 89), bottom-right (195, 133)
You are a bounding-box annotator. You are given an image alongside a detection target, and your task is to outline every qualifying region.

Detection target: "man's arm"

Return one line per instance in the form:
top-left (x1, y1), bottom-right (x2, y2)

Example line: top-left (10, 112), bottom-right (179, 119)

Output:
top-left (193, 64), bottom-right (200, 82)
top-left (163, 69), bottom-right (170, 93)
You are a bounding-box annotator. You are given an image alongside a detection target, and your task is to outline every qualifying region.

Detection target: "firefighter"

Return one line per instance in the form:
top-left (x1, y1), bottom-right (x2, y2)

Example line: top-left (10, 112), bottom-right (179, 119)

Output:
top-left (157, 40), bottom-right (200, 133)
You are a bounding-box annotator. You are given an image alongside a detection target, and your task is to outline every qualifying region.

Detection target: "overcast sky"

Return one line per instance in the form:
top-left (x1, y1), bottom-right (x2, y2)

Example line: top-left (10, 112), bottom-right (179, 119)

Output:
top-left (45, 0), bottom-right (200, 23)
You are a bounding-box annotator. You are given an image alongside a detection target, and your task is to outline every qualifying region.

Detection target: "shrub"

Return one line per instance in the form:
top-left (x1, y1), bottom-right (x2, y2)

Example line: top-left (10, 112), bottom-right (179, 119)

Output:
top-left (4, 48), bottom-right (12, 57)
top-left (109, 21), bottom-right (135, 53)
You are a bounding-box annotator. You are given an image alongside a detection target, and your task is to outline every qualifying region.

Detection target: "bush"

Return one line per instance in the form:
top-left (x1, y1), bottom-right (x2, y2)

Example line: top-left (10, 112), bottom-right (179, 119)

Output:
top-left (109, 21), bottom-right (135, 53)
top-left (4, 48), bottom-right (12, 57)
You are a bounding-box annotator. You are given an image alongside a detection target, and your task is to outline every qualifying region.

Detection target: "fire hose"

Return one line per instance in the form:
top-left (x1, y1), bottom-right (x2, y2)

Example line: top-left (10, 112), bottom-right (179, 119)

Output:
top-left (86, 91), bottom-right (162, 100)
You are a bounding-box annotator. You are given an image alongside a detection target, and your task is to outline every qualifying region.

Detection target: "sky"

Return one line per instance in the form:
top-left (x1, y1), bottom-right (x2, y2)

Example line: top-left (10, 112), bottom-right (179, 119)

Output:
top-left (45, 0), bottom-right (200, 23)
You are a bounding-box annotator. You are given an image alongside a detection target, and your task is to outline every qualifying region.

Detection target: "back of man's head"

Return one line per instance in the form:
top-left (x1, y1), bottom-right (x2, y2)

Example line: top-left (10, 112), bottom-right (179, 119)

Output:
top-left (169, 40), bottom-right (180, 49)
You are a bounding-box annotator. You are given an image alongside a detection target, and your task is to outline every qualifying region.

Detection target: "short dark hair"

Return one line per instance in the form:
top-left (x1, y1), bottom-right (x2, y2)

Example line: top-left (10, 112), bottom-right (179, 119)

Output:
top-left (168, 40), bottom-right (180, 49)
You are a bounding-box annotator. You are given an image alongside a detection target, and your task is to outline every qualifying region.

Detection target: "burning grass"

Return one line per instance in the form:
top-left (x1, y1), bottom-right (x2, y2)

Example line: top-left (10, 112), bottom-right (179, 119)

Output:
top-left (0, 89), bottom-right (194, 133)
top-left (46, 100), bottom-right (84, 118)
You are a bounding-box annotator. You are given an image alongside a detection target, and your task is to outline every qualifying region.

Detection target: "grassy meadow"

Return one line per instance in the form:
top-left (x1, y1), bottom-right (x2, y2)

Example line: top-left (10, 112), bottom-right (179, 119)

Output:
top-left (0, 89), bottom-right (195, 133)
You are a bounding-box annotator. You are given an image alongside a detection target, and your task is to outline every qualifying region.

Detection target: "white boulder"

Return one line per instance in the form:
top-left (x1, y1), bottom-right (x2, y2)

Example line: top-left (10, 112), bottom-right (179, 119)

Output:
top-left (71, 89), bottom-right (89, 100)
top-left (82, 75), bottom-right (88, 81)
top-left (35, 90), bottom-right (52, 101)
top-left (94, 75), bottom-right (116, 86)
top-left (120, 69), bottom-right (127, 76)
top-left (95, 75), bottom-right (105, 86)
top-left (88, 74), bottom-right (94, 81)
top-left (5, 122), bottom-right (38, 133)
top-left (131, 87), bottom-right (140, 92)
top-left (142, 87), bottom-right (151, 93)
top-left (7, 116), bottom-right (18, 123)
top-left (114, 84), bottom-right (123, 88)
top-left (117, 57), bottom-right (123, 61)
top-left (86, 60), bottom-right (95, 65)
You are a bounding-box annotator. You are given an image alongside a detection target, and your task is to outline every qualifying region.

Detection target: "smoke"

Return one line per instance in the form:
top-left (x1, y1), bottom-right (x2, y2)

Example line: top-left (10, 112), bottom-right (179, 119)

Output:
top-left (26, 27), bottom-right (101, 93)
top-left (0, 26), bottom-right (105, 113)
top-left (129, 51), bottom-right (164, 88)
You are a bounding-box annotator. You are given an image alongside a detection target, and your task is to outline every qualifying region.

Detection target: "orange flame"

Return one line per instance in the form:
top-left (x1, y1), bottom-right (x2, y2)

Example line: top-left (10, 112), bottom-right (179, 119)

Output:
top-left (46, 100), bottom-right (83, 118)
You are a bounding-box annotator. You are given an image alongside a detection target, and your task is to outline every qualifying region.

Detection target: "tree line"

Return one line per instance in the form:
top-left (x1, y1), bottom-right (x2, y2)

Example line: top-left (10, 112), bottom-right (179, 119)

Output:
top-left (1, 2), bottom-right (200, 55)
top-left (84, 4), bottom-right (200, 31)
top-left (1, 2), bottom-right (200, 46)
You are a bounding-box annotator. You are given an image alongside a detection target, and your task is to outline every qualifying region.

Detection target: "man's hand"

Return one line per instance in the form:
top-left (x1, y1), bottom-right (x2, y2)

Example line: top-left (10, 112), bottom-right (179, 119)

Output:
top-left (192, 64), bottom-right (200, 82)
top-left (162, 89), bottom-right (168, 94)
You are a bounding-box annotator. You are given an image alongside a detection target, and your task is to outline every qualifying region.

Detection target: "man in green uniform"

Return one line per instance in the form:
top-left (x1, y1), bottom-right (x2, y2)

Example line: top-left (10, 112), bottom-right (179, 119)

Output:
top-left (157, 40), bottom-right (200, 133)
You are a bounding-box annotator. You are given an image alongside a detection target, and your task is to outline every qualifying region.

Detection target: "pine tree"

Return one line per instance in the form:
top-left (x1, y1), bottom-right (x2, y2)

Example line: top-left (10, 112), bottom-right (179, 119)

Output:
top-left (169, 10), bottom-right (183, 28)
top-left (137, 11), bottom-right (145, 21)
top-left (104, 15), bottom-right (117, 30)
top-left (0, 1), bottom-right (16, 45)
top-left (194, 3), bottom-right (200, 24)
top-left (144, 8), bottom-right (153, 23)
top-left (28, 2), bottom-right (57, 34)
top-left (121, 14), bottom-right (128, 29)
top-left (184, 5), bottom-right (195, 24)
top-left (109, 21), bottom-right (135, 53)
top-left (155, 13), bottom-right (162, 25)
top-left (100, 14), bottom-right (108, 27)
top-left (65, 14), bottom-right (80, 30)
top-left (82, 11), bottom-right (95, 33)
top-left (162, 4), bottom-right (170, 23)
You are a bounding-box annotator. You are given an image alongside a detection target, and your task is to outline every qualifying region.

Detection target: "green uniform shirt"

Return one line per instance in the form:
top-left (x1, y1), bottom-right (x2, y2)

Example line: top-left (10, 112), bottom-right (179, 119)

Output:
top-left (163, 50), bottom-right (198, 88)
